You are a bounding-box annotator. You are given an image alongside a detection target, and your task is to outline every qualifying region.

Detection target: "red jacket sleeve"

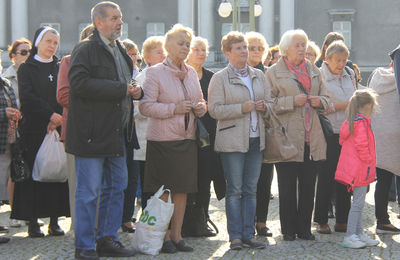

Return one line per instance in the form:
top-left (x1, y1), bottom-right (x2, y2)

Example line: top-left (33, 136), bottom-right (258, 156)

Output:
top-left (57, 56), bottom-right (71, 108)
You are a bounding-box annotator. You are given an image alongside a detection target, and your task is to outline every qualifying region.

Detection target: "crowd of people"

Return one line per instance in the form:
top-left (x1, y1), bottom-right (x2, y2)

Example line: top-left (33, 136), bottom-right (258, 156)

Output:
top-left (0, 1), bottom-right (400, 259)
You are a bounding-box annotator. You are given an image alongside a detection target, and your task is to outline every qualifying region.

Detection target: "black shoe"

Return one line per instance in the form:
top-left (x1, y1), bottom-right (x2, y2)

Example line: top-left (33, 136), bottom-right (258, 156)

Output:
top-left (75, 249), bottom-right (99, 260)
top-left (0, 237), bottom-right (10, 244)
top-left (96, 237), bottom-right (136, 257)
top-left (229, 241), bottom-right (243, 250)
top-left (0, 226), bottom-right (9, 233)
top-left (28, 223), bottom-right (44, 238)
top-left (376, 224), bottom-right (400, 234)
top-left (161, 240), bottom-right (177, 254)
top-left (297, 233), bottom-right (315, 240)
top-left (283, 234), bottom-right (296, 241)
top-left (172, 240), bottom-right (194, 252)
top-left (256, 226), bottom-right (273, 237)
top-left (242, 239), bottom-right (266, 249)
top-left (49, 224), bottom-right (65, 236)
top-left (121, 224), bottom-right (135, 233)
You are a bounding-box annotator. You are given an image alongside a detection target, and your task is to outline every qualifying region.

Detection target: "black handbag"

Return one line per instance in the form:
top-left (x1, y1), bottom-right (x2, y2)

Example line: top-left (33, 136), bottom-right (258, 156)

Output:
top-left (10, 135), bottom-right (30, 182)
top-left (294, 79), bottom-right (333, 139)
top-left (196, 118), bottom-right (210, 148)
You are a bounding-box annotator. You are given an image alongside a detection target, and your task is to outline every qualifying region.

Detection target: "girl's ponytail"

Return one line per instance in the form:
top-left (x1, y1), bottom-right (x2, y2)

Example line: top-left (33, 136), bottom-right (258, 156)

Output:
top-left (347, 97), bottom-right (358, 135)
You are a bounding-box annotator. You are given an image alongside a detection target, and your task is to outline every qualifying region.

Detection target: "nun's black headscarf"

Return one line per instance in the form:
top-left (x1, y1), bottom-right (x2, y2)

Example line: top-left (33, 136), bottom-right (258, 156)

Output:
top-left (30, 26), bottom-right (60, 57)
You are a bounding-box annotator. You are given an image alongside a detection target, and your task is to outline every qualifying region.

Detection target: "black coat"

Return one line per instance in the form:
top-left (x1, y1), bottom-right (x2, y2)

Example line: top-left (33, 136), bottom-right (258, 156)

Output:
top-left (67, 29), bottom-right (141, 157)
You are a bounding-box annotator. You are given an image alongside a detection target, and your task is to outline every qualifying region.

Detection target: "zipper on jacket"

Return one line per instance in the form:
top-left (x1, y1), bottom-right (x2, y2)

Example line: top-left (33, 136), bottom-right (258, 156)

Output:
top-left (366, 166), bottom-right (370, 180)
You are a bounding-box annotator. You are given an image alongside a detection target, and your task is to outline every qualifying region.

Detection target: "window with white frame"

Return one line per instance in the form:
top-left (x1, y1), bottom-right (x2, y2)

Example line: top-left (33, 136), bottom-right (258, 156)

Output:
top-left (333, 21), bottom-right (351, 49)
top-left (146, 23), bottom-right (165, 38)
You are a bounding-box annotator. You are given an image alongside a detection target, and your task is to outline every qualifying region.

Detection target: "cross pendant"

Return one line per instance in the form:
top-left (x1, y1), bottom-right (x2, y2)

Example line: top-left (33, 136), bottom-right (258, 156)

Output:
top-left (48, 74), bottom-right (53, 82)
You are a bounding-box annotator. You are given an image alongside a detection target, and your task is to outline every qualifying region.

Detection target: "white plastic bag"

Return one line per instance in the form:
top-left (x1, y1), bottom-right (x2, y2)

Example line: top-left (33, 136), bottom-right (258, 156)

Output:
top-left (131, 185), bottom-right (174, 255)
top-left (32, 130), bottom-right (67, 182)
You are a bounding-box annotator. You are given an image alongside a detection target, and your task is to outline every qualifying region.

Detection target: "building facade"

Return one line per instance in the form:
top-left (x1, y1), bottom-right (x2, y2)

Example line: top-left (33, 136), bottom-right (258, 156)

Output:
top-left (1, 0), bottom-right (400, 82)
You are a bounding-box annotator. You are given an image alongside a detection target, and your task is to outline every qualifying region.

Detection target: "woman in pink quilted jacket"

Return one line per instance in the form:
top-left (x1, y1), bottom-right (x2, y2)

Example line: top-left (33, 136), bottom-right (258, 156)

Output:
top-left (335, 89), bottom-right (378, 249)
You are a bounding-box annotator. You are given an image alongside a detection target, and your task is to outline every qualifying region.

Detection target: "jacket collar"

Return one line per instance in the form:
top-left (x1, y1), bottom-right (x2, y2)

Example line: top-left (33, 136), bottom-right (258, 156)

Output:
top-left (321, 61), bottom-right (350, 82)
top-left (274, 57), bottom-right (320, 79)
top-left (1, 65), bottom-right (17, 79)
top-left (227, 64), bottom-right (258, 86)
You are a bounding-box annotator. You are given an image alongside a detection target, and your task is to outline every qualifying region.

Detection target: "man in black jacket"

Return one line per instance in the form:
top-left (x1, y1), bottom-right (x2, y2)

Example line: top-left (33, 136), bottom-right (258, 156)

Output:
top-left (67, 2), bottom-right (142, 259)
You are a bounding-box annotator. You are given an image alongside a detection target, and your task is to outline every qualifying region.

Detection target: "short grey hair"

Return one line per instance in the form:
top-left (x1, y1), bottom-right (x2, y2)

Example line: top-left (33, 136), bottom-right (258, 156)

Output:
top-left (325, 40), bottom-right (349, 59)
top-left (91, 1), bottom-right (120, 27)
top-left (279, 29), bottom-right (308, 56)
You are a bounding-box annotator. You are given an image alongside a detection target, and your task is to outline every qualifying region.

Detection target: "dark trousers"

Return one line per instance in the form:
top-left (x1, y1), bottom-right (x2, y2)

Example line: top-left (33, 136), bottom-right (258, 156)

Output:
top-left (314, 134), bottom-right (339, 224)
top-left (375, 168), bottom-right (395, 225)
top-left (255, 163), bottom-right (274, 223)
top-left (275, 145), bottom-right (318, 236)
top-left (122, 147), bottom-right (139, 223)
top-left (138, 160), bottom-right (151, 210)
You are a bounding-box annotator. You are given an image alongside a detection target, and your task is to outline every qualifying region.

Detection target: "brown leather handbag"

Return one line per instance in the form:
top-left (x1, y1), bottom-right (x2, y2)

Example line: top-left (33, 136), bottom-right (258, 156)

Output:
top-left (263, 106), bottom-right (298, 163)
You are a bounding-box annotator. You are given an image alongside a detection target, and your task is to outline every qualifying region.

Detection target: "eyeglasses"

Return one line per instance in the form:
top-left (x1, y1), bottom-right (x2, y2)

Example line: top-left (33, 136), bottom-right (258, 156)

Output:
top-left (137, 59), bottom-right (142, 64)
top-left (249, 46), bottom-right (265, 52)
top-left (16, 49), bottom-right (30, 56)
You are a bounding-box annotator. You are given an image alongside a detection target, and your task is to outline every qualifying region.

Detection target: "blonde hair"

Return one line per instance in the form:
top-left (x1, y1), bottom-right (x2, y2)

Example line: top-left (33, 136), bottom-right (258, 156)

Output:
top-left (307, 41), bottom-right (320, 59)
top-left (325, 40), bottom-right (349, 59)
top-left (80, 24), bottom-right (95, 41)
top-left (347, 89), bottom-right (378, 134)
top-left (164, 24), bottom-right (193, 55)
top-left (142, 36), bottom-right (164, 65)
top-left (190, 36), bottom-right (209, 54)
top-left (221, 31), bottom-right (247, 53)
top-left (279, 29), bottom-right (308, 56)
top-left (245, 31), bottom-right (269, 60)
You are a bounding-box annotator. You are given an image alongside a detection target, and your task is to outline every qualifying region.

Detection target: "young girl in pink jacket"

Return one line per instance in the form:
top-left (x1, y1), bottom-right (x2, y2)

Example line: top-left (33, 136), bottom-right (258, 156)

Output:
top-left (335, 89), bottom-right (379, 249)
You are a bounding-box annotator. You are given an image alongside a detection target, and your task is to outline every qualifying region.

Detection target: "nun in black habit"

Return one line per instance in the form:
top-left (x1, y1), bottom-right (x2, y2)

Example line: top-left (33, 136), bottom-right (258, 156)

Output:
top-left (11, 26), bottom-right (70, 238)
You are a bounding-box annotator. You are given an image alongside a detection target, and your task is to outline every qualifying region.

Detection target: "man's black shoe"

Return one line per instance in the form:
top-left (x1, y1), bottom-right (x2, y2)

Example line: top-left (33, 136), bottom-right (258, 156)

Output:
top-left (75, 249), bottom-right (99, 260)
top-left (96, 237), bottom-right (136, 257)
top-left (49, 224), bottom-right (65, 236)
top-left (0, 237), bottom-right (10, 243)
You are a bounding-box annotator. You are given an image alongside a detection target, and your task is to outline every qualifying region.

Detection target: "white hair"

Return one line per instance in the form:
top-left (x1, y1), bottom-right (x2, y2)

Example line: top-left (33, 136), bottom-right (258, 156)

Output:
top-left (279, 29), bottom-right (308, 56)
top-left (190, 36), bottom-right (209, 55)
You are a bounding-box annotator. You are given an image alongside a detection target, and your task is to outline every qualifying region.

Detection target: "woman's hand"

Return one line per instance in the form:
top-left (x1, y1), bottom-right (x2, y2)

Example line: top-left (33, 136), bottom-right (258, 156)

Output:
top-left (50, 113), bottom-right (62, 126)
top-left (192, 101), bottom-right (206, 116)
top-left (6, 108), bottom-right (21, 120)
top-left (174, 100), bottom-right (193, 115)
top-left (242, 101), bottom-right (255, 113)
top-left (308, 96), bottom-right (321, 108)
top-left (294, 94), bottom-right (307, 107)
top-left (255, 100), bottom-right (266, 112)
top-left (47, 122), bottom-right (57, 133)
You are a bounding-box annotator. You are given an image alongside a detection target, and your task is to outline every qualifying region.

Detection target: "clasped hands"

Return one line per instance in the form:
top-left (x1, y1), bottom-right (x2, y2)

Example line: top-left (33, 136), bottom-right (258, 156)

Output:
top-left (6, 107), bottom-right (21, 130)
top-left (294, 94), bottom-right (321, 108)
top-left (127, 83), bottom-right (142, 99)
top-left (174, 100), bottom-right (206, 115)
top-left (242, 100), bottom-right (266, 113)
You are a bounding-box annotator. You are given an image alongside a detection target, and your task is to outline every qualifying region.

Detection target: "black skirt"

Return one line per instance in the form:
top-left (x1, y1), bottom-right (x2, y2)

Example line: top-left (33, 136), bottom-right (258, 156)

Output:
top-left (144, 139), bottom-right (197, 193)
top-left (11, 133), bottom-right (70, 220)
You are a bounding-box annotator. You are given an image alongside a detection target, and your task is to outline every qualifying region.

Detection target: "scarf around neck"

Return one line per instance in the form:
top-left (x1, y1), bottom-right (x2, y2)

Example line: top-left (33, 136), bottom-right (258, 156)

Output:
top-left (229, 63), bottom-right (249, 77)
top-left (284, 56), bottom-right (311, 92)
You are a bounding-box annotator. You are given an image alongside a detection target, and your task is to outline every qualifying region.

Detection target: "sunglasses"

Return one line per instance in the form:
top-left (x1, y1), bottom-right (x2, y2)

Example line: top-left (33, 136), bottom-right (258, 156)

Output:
top-left (249, 46), bottom-right (265, 52)
top-left (16, 49), bottom-right (30, 56)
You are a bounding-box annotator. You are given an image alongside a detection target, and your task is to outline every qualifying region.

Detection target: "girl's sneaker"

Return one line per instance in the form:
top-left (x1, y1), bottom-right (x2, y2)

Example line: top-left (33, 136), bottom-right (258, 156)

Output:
top-left (359, 233), bottom-right (379, 246)
top-left (343, 234), bottom-right (366, 249)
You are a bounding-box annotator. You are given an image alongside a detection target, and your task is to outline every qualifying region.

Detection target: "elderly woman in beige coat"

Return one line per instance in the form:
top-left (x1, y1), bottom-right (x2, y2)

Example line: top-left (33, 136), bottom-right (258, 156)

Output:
top-left (370, 66), bottom-right (400, 233)
top-left (265, 29), bottom-right (329, 241)
top-left (208, 31), bottom-right (268, 250)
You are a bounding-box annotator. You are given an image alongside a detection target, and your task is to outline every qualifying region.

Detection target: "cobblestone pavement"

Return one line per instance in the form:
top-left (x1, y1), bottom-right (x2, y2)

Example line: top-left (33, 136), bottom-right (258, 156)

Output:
top-left (2, 175), bottom-right (400, 260)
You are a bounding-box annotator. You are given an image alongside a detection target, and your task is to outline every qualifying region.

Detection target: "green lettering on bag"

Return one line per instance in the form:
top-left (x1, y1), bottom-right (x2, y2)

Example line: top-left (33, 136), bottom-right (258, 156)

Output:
top-left (140, 210), bottom-right (149, 223)
top-left (147, 216), bottom-right (157, 226)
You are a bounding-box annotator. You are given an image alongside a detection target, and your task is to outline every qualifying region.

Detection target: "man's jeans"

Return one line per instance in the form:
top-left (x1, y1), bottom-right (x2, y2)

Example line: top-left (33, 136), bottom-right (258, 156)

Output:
top-left (74, 145), bottom-right (128, 250)
top-left (220, 137), bottom-right (263, 241)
